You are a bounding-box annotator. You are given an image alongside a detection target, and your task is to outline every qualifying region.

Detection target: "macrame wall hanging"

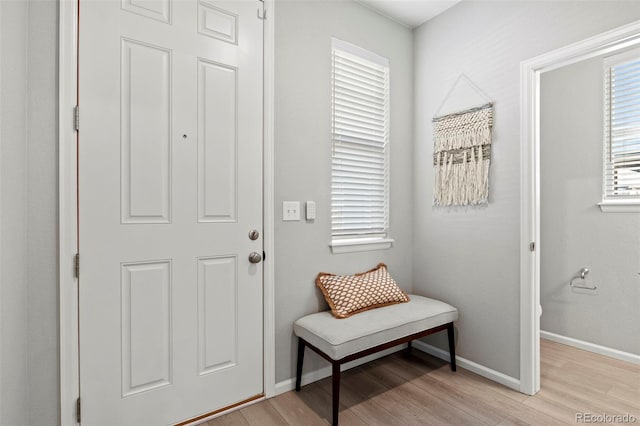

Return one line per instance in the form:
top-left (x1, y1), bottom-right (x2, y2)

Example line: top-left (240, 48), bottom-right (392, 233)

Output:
top-left (432, 75), bottom-right (494, 207)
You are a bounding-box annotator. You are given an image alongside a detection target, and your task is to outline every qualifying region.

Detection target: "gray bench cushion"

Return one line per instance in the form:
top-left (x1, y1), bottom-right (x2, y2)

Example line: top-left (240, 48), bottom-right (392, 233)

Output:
top-left (293, 294), bottom-right (458, 360)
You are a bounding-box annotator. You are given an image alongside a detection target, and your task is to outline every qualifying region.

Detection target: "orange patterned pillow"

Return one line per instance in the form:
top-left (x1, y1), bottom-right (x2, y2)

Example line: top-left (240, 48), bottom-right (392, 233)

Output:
top-left (316, 263), bottom-right (409, 319)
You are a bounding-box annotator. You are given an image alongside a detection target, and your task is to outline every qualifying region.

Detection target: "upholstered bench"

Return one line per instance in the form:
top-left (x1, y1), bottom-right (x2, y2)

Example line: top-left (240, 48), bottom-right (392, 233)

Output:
top-left (294, 295), bottom-right (458, 425)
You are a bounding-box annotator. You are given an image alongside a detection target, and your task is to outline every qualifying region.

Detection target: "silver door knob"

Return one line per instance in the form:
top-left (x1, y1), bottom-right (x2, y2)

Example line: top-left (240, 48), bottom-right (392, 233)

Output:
top-left (248, 252), bottom-right (262, 264)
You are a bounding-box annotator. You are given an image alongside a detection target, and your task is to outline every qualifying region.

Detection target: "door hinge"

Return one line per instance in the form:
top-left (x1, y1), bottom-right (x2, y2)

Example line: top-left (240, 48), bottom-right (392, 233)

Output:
top-left (76, 397), bottom-right (81, 423)
top-left (74, 105), bottom-right (80, 131)
top-left (529, 242), bottom-right (535, 252)
top-left (74, 253), bottom-right (80, 279)
top-left (257, 7), bottom-right (266, 20)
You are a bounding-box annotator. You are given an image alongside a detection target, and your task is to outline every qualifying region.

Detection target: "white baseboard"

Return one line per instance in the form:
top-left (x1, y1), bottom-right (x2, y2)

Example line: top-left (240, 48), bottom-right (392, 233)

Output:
top-left (275, 341), bottom-right (521, 396)
top-left (274, 345), bottom-right (406, 396)
top-left (541, 330), bottom-right (640, 365)
top-left (411, 340), bottom-right (521, 392)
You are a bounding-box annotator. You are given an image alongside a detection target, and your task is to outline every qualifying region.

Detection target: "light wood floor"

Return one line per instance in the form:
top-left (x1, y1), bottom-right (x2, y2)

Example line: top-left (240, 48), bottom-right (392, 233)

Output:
top-left (207, 340), bottom-right (640, 425)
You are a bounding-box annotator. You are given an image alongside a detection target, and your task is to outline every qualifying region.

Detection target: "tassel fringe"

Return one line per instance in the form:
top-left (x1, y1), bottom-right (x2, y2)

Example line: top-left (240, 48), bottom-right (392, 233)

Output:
top-left (433, 105), bottom-right (493, 206)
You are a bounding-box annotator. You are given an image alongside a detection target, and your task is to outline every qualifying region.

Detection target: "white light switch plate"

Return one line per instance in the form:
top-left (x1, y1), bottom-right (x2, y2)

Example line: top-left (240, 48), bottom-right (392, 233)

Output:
top-left (306, 201), bottom-right (316, 220)
top-left (282, 201), bottom-right (300, 221)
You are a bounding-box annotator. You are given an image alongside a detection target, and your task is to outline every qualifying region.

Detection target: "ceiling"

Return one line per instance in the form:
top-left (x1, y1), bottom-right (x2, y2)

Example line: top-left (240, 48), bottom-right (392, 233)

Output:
top-left (356, 0), bottom-right (461, 28)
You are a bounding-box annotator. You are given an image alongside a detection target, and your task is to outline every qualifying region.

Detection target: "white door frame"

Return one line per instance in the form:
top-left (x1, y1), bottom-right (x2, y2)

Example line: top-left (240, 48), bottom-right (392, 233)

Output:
top-left (58, 0), bottom-right (276, 423)
top-left (519, 20), bottom-right (640, 396)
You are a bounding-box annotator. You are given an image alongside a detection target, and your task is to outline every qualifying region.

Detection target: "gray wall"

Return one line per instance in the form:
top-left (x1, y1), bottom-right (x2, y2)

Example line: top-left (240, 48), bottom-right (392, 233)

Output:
top-left (1, 1), bottom-right (59, 424)
top-left (26, 1), bottom-right (60, 424)
top-left (1, 0), bottom-right (413, 422)
top-left (3, 0), bottom-right (640, 424)
top-left (274, 1), bottom-right (413, 382)
top-left (540, 57), bottom-right (640, 355)
top-left (1, 1), bottom-right (29, 424)
top-left (413, 1), bottom-right (640, 379)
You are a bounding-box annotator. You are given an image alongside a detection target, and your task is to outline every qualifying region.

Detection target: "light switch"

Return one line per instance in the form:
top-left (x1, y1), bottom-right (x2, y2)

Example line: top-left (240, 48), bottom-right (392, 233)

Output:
top-left (282, 201), bottom-right (300, 221)
top-left (306, 201), bottom-right (316, 220)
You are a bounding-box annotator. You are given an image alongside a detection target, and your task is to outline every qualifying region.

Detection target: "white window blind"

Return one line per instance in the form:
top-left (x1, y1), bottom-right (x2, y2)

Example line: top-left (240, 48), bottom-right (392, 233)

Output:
top-left (603, 51), bottom-right (640, 202)
top-left (331, 39), bottom-right (390, 243)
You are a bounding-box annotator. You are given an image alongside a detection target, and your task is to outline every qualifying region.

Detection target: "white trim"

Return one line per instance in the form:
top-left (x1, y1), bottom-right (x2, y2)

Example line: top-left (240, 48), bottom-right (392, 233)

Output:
top-left (603, 46), bottom-right (640, 67)
top-left (519, 39), bottom-right (540, 397)
top-left (541, 331), bottom-right (640, 365)
top-left (274, 345), bottom-right (406, 396)
top-left (412, 341), bottom-right (521, 392)
top-left (58, 0), bottom-right (79, 424)
top-left (59, 0), bottom-right (277, 422)
top-left (332, 37), bottom-right (389, 67)
top-left (262, 0), bottom-right (276, 399)
top-left (598, 200), bottom-right (640, 212)
top-left (329, 238), bottom-right (394, 254)
top-left (0, 0), bottom-right (3, 416)
top-left (602, 47), bottom-right (640, 205)
top-left (520, 20), bottom-right (640, 398)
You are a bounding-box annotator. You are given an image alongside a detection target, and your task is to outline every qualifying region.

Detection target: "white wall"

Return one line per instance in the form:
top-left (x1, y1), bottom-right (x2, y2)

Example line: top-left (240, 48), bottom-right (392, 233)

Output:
top-left (1, 1), bottom-right (29, 424)
top-left (413, 1), bottom-right (640, 379)
top-left (274, 1), bottom-right (414, 383)
top-left (540, 57), bottom-right (640, 355)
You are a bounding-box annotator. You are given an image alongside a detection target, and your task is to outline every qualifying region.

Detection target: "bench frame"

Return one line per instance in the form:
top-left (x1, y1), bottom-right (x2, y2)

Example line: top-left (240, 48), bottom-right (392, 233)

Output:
top-left (295, 321), bottom-right (456, 425)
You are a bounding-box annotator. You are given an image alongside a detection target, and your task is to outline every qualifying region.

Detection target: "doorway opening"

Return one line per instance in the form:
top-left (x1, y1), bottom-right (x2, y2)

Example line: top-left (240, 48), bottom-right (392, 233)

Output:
top-left (520, 20), bottom-right (640, 395)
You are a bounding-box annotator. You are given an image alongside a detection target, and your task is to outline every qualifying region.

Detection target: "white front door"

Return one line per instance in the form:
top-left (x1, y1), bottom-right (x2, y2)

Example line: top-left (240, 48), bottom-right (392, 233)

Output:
top-left (78, 0), bottom-right (264, 424)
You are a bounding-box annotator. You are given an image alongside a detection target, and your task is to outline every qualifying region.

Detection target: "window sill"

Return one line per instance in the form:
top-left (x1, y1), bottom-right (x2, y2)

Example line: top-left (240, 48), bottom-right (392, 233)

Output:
top-left (330, 238), bottom-right (394, 254)
top-left (598, 200), bottom-right (640, 213)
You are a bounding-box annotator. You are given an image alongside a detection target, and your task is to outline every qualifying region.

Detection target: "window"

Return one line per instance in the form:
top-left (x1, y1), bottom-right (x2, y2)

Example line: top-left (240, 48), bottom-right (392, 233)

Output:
top-left (330, 38), bottom-right (392, 253)
top-left (601, 49), bottom-right (640, 212)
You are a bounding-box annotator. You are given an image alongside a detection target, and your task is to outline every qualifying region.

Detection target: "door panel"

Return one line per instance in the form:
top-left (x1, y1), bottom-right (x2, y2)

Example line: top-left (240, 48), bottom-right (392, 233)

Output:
top-left (198, 256), bottom-right (238, 374)
top-left (198, 59), bottom-right (237, 222)
top-left (121, 260), bottom-right (172, 396)
top-left (121, 39), bottom-right (172, 223)
top-left (79, 0), bottom-right (263, 424)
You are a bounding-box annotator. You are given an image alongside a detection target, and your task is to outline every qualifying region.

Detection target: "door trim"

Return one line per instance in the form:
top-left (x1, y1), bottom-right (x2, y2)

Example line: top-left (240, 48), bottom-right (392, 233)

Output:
top-left (59, 1), bottom-right (79, 424)
top-left (58, 0), bottom-right (276, 423)
top-left (519, 19), bottom-right (640, 396)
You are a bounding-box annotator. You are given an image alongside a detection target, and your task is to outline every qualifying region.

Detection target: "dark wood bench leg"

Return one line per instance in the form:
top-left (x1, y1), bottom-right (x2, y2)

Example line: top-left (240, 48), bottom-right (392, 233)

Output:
top-left (406, 340), bottom-right (412, 355)
top-left (447, 322), bottom-right (456, 372)
top-left (331, 362), bottom-right (340, 426)
top-left (296, 338), bottom-right (305, 391)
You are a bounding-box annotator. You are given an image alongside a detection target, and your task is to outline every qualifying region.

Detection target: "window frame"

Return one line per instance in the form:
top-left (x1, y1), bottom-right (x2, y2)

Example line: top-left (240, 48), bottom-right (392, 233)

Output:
top-left (600, 48), bottom-right (640, 212)
top-left (329, 38), bottom-right (394, 253)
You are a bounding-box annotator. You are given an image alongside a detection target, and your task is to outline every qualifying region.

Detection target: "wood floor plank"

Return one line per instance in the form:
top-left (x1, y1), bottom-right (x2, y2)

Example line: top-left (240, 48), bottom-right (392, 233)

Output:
top-left (608, 383), bottom-right (640, 407)
top-left (541, 363), bottom-right (613, 395)
top-left (269, 390), bottom-right (329, 426)
top-left (207, 339), bottom-right (638, 426)
top-left (318, 366), bottom-right (415, 425)
top-left (541, 363), bottom-right (640, 418)
top-left (240, 400), bottom-right (288, 426)
top-left (522, 391), bottom-right (586, 425)
top-left (542, 340), bottom-right (640, 381)
top-left (363, 361), bottom-right (486, 425)
top-left (415, 363), bottom-right (563, 425)
top-left (384, 354), bottom-right (505, 425)
top-left (428, 363), bottom-right (528, 403)
top-left (206, 410), bottom-right (249, 426)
